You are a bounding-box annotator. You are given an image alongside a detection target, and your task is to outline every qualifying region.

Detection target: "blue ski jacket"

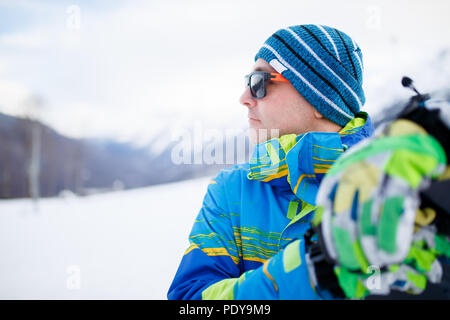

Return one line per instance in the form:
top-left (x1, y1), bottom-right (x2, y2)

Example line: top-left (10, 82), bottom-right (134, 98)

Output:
top-left (168, 112), bottom-right (374, 299)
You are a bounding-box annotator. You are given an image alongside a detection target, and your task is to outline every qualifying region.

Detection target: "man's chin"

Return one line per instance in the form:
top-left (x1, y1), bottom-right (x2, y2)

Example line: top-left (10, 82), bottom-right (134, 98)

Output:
top-left (247, 127), bottom-right (281, 145)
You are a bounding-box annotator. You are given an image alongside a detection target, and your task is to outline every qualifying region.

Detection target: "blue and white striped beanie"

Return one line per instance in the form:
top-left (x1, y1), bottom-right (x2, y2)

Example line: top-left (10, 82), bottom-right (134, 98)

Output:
top-left (255, 25), bottom-right (365, 127)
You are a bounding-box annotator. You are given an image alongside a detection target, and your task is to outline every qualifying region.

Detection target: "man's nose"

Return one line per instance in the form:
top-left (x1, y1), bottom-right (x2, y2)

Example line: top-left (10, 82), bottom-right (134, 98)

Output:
top-left (239, 86), bottom-right (257, 109)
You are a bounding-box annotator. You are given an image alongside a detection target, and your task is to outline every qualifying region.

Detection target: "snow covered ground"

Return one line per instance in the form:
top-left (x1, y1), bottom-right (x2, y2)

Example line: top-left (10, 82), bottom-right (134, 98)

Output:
top-left (0, 176), bottom-right (213, 299)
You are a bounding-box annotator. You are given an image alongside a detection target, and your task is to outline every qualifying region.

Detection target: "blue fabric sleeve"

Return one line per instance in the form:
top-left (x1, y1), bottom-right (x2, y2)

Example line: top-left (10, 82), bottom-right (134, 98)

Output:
top-left (167, 171), bottom-right (241, 300)
top-left (167, 171), bottom-right (322, 300)
top-left (233, 239), bottom-right (321, 299)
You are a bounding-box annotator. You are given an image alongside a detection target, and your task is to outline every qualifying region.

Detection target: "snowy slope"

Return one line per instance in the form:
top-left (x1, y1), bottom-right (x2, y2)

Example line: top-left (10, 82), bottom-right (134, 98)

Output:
top-left (0, 176), bottom-right (213, 299)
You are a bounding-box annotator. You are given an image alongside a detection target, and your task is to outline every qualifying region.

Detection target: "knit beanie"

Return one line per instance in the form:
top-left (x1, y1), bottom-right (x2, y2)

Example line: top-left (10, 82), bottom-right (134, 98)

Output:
top-left (255, 24), bottom-right (365, 127)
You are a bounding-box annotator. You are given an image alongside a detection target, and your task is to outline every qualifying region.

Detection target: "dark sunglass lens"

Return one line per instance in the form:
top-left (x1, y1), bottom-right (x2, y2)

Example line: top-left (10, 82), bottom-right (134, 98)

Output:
top-left (250, 74), bottom-right (265, 98)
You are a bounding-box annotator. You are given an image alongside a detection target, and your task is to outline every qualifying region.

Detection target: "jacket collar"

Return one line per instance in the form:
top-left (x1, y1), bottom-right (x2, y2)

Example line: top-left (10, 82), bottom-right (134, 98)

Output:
top-left (247, 112), bottom-right (374, 205)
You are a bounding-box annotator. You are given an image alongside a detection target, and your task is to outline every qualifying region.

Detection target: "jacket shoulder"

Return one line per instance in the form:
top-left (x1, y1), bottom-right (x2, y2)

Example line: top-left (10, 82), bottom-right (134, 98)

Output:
top-left (203, 163), bottom-right (250, 213)
top-left (213, 163), bottom-right (250, 185)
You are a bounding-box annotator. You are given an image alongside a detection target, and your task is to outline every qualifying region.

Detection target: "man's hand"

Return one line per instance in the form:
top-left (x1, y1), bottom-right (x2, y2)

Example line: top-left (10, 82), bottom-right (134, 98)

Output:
top-left (314, 119), bottom-right (449, 298)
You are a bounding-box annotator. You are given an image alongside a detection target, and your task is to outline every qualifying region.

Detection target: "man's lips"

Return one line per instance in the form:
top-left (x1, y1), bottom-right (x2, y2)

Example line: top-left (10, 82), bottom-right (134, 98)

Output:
top-left (248, 115), bottom-right (261, 122)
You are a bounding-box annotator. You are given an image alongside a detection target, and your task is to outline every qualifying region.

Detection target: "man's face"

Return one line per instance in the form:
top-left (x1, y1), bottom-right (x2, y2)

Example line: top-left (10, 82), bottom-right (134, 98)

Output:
top-left (240, 58), bottom-right (319, 144)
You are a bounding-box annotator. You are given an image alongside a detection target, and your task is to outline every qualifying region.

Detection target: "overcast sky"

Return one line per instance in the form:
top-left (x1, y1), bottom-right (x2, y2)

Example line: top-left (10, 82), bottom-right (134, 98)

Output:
top-left (0, 0), bottom-right (449, 143)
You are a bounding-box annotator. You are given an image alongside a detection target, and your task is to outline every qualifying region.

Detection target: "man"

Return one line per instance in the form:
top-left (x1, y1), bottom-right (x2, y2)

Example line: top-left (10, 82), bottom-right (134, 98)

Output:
top-left (167, 24), bottom-right (374, 299)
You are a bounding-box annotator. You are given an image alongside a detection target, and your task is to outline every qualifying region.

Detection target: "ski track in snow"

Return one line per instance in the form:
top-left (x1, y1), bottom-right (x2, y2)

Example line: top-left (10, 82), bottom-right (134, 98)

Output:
top-left (0, 176), bottom-right (213, 299)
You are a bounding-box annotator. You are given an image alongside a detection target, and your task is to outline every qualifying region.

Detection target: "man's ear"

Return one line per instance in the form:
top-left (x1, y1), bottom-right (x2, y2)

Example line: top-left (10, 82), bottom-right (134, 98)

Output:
top-left (313, 108), bottom-right (324, 119)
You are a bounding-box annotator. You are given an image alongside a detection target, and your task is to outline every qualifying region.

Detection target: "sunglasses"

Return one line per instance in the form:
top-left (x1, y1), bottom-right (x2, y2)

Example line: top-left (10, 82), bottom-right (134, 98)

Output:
top-left (244, 71), bottom-right (289, 99)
